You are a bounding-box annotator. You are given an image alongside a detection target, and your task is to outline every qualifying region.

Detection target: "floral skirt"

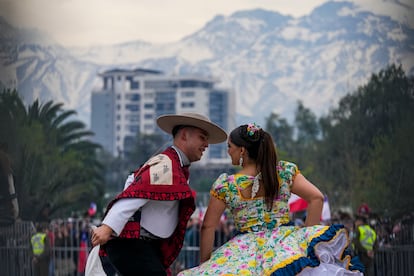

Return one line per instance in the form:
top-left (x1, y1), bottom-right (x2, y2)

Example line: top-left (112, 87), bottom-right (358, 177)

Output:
top-left (178, 224), bottom-right (364, 276)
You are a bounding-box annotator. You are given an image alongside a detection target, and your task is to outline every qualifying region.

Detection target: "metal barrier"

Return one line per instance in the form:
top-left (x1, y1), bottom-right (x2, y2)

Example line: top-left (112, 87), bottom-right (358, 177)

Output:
top-left (1, 220), bottom-right (414, 276)
top-left (374, 245), bottom-right (414, 276)
top-left (0, 221), bottom-right (35, 276)
top-left (0, 219), bottom-right (91, 276)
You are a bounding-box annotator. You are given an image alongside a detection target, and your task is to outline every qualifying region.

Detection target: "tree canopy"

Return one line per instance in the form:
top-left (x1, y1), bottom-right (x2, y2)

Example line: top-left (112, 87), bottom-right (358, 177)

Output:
top-left (264, 64), bottom-right (414, 217)
top-left (0, 90), bottom-right (105, 220)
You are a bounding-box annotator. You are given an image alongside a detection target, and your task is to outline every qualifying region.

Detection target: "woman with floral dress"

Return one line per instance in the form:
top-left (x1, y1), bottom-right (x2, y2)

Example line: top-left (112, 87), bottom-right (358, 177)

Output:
top-left (178, 123), bottom-right (364, 276)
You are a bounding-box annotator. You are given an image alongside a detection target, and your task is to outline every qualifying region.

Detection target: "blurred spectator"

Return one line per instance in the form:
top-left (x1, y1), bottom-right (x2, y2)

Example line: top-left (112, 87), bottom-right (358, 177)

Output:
top-left (54, 221), bottom-right (76, 275)
top-left (353, 216), bottom-right (377, 276)
top-left (184, 216), bottom-right (200, 268)
top-left (357, 202), bottom-right (371, 218)
top-left (30, 223), bottom-right (51, 276)
top-left (77, 219), bottom-right (91, 276)
top-left (47, 222), bottom-right (56, 276)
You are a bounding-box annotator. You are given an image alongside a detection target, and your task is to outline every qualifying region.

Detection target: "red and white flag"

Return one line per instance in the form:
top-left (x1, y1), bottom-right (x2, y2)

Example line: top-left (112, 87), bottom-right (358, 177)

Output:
top-left (288, 193), bottom-right (331, 221)
top-left (288, 193), bottom-right (308, 213)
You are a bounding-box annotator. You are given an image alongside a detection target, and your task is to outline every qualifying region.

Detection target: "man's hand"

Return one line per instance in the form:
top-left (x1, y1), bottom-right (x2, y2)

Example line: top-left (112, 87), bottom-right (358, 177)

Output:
top-left (91, 224), bottom-right (114, 247)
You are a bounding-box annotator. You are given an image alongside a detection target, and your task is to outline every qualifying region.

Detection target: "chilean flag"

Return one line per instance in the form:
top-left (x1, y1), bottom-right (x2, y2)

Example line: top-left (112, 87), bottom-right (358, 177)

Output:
top-left (288, 193), bottom-right (308, 212)
top-left (88, 202), bottom-right (97, 217)
top-left (288, 193), bottom-right (331, 221)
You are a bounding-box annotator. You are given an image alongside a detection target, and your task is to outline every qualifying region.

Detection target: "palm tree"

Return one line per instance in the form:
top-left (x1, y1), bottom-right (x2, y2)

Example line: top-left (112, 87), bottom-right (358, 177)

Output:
top-left (0, 89), bottom-right (105, 220)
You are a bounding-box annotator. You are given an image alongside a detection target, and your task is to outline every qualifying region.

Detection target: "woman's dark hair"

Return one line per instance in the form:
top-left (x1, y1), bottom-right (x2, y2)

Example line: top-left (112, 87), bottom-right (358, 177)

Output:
top-left (230, 124), bottom-right (279, 210)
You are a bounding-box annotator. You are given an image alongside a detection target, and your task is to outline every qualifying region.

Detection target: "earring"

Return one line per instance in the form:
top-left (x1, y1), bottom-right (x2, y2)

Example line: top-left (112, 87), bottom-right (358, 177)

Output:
top-left (239, 156), bottom-right (244, 167)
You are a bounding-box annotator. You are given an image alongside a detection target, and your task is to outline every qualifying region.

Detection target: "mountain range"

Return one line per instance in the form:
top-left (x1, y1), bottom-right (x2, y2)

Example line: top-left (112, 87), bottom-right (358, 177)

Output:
top-left (1, 1), bottom-right (413, 128)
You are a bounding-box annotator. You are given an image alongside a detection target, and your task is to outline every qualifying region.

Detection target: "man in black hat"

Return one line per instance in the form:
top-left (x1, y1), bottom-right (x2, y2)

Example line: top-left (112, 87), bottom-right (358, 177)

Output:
top-left (90, 113), bottom-right (227, 276)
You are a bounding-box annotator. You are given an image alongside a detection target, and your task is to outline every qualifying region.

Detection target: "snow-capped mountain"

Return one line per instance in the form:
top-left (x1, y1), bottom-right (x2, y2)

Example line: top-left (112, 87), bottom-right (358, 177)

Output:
top-left (1, 1), bottom-right (413, 127)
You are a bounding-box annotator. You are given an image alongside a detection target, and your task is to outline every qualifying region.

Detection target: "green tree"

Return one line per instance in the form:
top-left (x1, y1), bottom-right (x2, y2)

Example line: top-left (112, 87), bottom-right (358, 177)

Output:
top-left (292, 101), bottom-right (320, 178)
top-left (0, 89), bottom-right (105, 220)
top-left (367, 121), bottom-right (414, 216)
top-left (96, 150), bottom-right (126, 196)
top-left (315, 64), bottom-right (414, 215)
top-left (264, 112), bottom-right (295, 160)
top-left (97, 132), bottom-right (168, 197)
top-left (127, 133), bottom-right (166, 169)
top-left (294, 101), bottom-right (320, 146)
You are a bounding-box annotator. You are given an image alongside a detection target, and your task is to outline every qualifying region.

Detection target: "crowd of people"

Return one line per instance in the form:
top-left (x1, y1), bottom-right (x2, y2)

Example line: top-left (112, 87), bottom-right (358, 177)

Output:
top-left (28, 203), bottom-right (412, 275)
top-left (29, 216), bottom-right (93, 276)
top-left (25, 112), bottom-right (413, 276)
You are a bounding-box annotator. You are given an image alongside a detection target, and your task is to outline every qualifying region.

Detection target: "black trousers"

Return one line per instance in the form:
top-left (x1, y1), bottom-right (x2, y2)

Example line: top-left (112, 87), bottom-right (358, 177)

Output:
top-left (105, 238), bottom-right (166, 276)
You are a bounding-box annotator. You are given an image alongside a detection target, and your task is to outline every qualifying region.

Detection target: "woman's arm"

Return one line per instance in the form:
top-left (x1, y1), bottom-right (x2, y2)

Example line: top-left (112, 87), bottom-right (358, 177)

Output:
top-left (199, 196), bottom-right (226, 262)
top-left (291, 173), bottom-right (324, 226)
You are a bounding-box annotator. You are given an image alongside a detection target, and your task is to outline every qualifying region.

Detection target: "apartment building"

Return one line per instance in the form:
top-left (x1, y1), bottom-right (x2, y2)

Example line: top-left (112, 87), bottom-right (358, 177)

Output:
top-left (91, 68), bottom-right (235, 164)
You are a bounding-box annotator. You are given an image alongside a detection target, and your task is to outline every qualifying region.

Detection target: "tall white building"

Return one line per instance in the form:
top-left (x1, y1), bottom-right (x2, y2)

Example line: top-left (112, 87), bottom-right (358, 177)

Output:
top-left (91, 68), bottom-right (236, 164)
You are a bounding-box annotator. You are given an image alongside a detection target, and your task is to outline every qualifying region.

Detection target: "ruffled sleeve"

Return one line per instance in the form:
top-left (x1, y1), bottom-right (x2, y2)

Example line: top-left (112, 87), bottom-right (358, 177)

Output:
top-left (210, 173), bottom-right (229, 203)
top-left (278, 161), bottom-right (300, 188)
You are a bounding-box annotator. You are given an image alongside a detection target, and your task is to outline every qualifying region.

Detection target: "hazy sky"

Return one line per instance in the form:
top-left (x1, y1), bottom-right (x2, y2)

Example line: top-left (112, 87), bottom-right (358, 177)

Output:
top-left (0, 0), bottom-right (412, 47)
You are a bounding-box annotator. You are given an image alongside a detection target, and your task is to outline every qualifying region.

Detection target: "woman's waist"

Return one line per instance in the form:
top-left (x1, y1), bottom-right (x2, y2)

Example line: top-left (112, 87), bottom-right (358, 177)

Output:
top-left (236, 217), bottom-right (290, 232)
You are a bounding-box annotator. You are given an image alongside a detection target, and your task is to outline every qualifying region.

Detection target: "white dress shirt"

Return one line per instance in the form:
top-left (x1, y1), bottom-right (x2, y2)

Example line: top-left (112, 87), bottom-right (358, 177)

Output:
top-left (102, 146), bottom-right (190, 238)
